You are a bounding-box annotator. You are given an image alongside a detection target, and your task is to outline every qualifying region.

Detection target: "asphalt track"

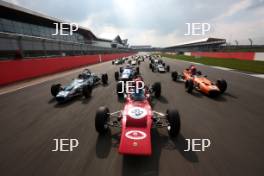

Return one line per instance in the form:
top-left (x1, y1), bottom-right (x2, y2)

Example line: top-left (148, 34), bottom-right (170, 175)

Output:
top-left (0, 55), bottom-right (264, 176)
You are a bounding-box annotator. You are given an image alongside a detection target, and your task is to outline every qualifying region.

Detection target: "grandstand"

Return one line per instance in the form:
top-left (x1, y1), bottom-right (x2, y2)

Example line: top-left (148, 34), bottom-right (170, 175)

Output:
top-left (0, 0), bottom-right (129, 59)
top-left (164, 38), bottom-right (226, 52)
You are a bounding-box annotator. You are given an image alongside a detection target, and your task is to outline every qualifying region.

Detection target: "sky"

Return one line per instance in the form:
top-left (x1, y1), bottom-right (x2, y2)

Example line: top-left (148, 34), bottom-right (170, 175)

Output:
top-left (5, 0), bottom-right (264, 47)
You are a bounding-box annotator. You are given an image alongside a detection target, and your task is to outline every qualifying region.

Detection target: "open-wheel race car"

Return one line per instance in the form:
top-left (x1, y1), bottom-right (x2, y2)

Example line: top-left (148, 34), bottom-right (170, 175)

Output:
top-left (50, 69), bottom-right (108, 103)
top-left (171, 65), bottom-right (227, 97)
top-left (149, 59), bottom-right (170, 73)
top-left (95, 76), bottom-right (181, 156)
top-left (112, 58), bottom-right (125, 65)
top-left (115, 65), bottom-right (140, 81)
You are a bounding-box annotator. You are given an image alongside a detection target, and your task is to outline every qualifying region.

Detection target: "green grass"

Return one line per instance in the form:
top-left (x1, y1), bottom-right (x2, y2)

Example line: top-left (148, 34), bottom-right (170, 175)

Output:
top-left (161, 54), bottom-right (264, 74)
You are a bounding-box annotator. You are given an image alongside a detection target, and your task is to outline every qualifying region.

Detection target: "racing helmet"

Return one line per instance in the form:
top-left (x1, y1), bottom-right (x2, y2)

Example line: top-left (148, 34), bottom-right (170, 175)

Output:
top-left (189, 65), bottom-right (197, 75)
top-left (131, 88), bottom-right (145, 101)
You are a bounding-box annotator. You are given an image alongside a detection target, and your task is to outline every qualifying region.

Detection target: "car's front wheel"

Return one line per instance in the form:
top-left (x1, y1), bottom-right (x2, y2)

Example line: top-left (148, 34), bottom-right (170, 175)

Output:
top-left (83, 85), bottom-right (92, 98)
top-left (51, 84), bottom-right (61, 97)
top-left (216, 79), bottom-right (227, 93)
top-left (185, 79), bottom-right (194, 93)
top-left (95, 106), bottom-right (110, 134)
top-left (167, 109), bottom-right (181, 137)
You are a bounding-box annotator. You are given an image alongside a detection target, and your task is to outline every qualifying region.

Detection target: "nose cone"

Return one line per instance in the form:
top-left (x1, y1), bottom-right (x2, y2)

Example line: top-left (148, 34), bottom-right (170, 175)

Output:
top-left (56, 91), bottom-right (69, 103)
top-left (208, 90), bottom-right (220, 97)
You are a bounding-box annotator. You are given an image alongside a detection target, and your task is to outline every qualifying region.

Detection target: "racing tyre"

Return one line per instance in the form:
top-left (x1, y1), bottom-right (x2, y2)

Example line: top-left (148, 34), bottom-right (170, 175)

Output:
top-left (115, 71), bottom-right (119, 81)
top-left (152, 82), bottom-right (161, 98)
top-left (185, 79), bottom-right (194, 93)
top-left (101, 74), bottom-right (108, 85)
top-left (167, 109), bottom-right (181, 137)
top-left (83, 85), bottom-right (92, 98)
top-left (136, 67), bottom-right (140, 74)
top-left (112, 61), bottom-right (114, 65)
top-left (95, 106), bottom-right (110, 134)
top-left (162, 63), bottom-right (165, 67)
top-left (51, 84), bottom-right (61, 97)
top-left (116, 82), bottom-right (123, 98)
top-left (120, 67), bottom-right (124, 73)
top-left (171, 71), bottom-right (178, 81)
top-left (216, 79), bottom-right (227, 93)
top-left (166, 65), bottom-right (170, 72)
top-left (149, 63), bottom-right (152, 69)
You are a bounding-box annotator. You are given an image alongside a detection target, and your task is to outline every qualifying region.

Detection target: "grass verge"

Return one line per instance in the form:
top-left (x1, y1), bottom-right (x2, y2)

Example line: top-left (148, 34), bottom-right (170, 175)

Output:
top-left (161, 54), bottom-right (264, 74)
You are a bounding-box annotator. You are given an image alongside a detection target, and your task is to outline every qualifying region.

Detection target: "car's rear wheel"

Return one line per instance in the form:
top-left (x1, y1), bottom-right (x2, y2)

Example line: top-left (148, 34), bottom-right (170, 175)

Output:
top-left (83, 85), bottom-right (92, 98)
top-left (114, 71), bottom-right (119, 81)
top-left (152, 82), bottom-right (161, 98)
top-left (166, 65), bottom-right (170, 72)
top-left (95, 106), bottom-right (110, 134)
top-left (185, 79), bottom-right (194, 93)
top-left (216, 79), bottom-right (227, 93)
top-left (101, 73), bottom-right (108, 85)
top-left (136, 67), bottom-right (140, 74)
top-left (171, 71), bottom-right (178, 81)
top-left (116, 81), bottom-right (123, 98)
top-left (51, 84), bottom-right (61, 97)
top-left (167, 109), bottom-right (180, 137)
top-left (149, 63), bottom-right (152, 69)
top-left (120, 67), bottom-right (123, 73)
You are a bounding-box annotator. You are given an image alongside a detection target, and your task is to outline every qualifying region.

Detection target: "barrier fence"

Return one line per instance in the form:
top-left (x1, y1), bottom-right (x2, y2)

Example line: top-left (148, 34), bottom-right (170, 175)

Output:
top-left (0, 53), bottom-right (135, 86)
top-left (190, 52), bottom-right (264, 61)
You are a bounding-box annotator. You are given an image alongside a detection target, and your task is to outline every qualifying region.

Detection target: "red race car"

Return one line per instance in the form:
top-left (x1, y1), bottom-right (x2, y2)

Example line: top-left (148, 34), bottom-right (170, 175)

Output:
top-left (171, 65), bottom-right (227, 97)
top-left (95, 76), bottom-right (180, 156)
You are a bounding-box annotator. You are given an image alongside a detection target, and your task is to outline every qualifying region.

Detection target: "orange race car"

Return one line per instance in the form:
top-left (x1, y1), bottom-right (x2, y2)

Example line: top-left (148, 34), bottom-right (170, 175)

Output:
top-left (171, 65), bottom-right (227, 97)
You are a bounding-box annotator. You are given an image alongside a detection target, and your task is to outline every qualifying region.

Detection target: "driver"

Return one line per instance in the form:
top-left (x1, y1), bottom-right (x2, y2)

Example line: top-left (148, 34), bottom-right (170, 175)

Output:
top-left (189, 65), bottom-right (197, 76)
top-left (131, 88), bottom-right (145, 101)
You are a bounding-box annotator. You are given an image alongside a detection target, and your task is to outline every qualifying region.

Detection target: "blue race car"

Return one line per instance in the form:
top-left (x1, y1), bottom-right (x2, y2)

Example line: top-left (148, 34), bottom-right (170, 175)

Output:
top-left (51, 69), bottom-right (108, 103)
top-left (114, 65), bottom-right (139, 81)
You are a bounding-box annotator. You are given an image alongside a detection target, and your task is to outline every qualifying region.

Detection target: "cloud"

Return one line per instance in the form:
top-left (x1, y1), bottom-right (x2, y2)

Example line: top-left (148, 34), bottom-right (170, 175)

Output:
top-left (3, 0), bottom-right (264, 46)
top-left (216, 0), bottom-right (252, 20)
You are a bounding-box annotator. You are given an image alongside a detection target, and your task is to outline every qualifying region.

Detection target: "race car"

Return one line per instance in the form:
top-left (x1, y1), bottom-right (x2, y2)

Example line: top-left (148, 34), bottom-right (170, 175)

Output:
top-left (112, 59), bottom-right (124, 65)
top-left (116, 76), bottom-right (161, 99)
top-left (171, 65), bottom-right (227, 97)
top-left (95, 77), bottom-right (181, 156)
top-left (138, 56), bottom-right (145, 62)
top-left (50, 69), bottom-right (108, 103)
top-left (115, 65), bottom-right (139, 81)
top-left (130, 59), bottom-right (139, 66)
top-left (149, 59), bottom-right (170, 73)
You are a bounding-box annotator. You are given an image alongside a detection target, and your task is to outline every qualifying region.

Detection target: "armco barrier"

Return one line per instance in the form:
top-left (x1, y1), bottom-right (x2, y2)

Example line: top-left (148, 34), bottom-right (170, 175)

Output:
top-left (0, 53), bottom-right (135, 86)
top-left (191, 52), bottom-right (255, 61)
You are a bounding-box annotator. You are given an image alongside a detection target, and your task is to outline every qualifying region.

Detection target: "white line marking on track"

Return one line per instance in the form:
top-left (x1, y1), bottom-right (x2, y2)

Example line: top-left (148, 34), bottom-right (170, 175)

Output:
top-left (210, 66), bottom-right (234, 71)
top-left (249, 74), bottom-right (264, 79)
top-left (188, 62), bottom-right (204, 66)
